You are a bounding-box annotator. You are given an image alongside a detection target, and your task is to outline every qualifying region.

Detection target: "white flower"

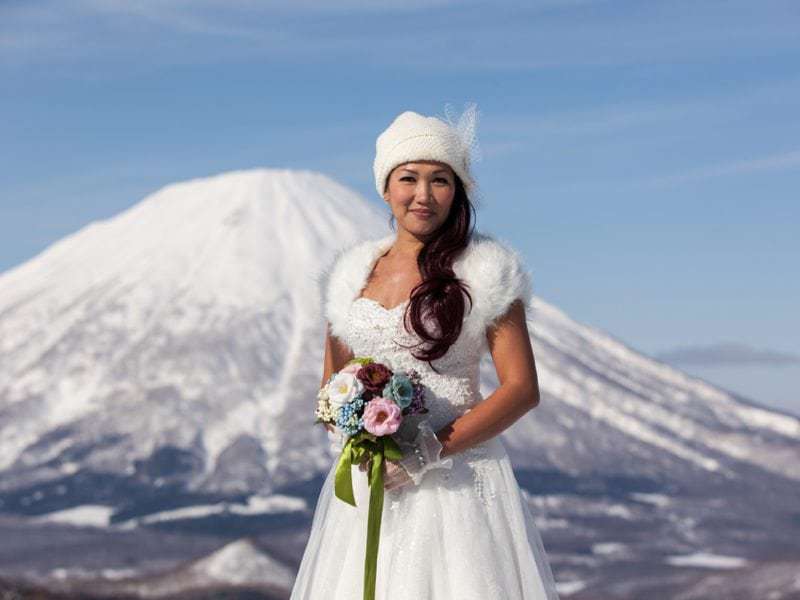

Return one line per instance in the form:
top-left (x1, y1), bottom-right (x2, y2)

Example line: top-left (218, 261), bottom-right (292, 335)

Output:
top-left (315, 386), bottom-right (336, 422)
top-left (326, 372), bottom-right (364, 410)
top-left (317, 385), bottom-right (330, 402)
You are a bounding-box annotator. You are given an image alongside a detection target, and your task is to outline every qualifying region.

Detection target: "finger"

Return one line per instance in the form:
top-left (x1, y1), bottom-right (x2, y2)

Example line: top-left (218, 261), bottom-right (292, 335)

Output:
top-left (383, 471), bottom-right (404, 490)
top-left (388, 470), bottom-right (409, 489)
top-left (386, 477), bottom-right (407, 491)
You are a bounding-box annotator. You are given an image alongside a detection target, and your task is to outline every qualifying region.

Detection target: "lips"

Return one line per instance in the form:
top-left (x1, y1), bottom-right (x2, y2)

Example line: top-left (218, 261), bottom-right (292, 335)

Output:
top-left (411, 209), bottom-right (434, 216)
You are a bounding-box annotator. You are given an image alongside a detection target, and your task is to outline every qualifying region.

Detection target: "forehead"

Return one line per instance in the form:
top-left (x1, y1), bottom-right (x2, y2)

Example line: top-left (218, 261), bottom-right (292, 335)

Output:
top-left (397, 161), bottom-right (453, 174)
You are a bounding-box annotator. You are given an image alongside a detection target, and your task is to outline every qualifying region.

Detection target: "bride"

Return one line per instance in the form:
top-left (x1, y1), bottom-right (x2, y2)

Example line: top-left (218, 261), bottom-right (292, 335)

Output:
top-left (290, 105), bottom-right (561, 599)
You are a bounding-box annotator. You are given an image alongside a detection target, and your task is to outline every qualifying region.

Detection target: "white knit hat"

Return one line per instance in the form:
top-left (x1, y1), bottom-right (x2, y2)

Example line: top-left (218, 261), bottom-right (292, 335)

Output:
top-left (373, 102), bottom-right (482, 203)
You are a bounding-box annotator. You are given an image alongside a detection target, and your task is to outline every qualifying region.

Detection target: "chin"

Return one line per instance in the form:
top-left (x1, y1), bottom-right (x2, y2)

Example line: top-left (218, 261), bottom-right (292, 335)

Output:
top-left (407, 223), bottom-right (441, 236)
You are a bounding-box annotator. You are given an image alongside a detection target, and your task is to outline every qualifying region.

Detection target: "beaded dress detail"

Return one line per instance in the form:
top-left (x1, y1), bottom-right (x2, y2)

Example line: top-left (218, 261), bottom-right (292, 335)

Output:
top-left (290, 232), bottom-right (560, 600)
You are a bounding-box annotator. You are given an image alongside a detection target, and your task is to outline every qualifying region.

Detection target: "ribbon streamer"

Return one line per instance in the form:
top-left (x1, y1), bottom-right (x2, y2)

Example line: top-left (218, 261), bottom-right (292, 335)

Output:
top-left (334, 433), bottom-right (403, 600)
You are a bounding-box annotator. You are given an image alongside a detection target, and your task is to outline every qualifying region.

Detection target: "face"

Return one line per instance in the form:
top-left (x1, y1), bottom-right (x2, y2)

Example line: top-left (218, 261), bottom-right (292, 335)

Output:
top-left (382, 160), bottom-right (457, 238)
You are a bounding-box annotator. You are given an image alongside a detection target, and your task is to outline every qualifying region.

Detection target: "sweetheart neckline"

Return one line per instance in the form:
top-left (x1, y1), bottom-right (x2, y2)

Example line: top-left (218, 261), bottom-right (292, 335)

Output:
top-left (354, 296), bottom-right (409, 312)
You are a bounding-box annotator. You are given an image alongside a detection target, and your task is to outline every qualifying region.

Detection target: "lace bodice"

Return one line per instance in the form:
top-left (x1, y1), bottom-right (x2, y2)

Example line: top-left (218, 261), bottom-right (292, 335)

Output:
top-left (342, 295), bottom-right (485, 433)
top-left (317, 230), bottom-right (535, 464)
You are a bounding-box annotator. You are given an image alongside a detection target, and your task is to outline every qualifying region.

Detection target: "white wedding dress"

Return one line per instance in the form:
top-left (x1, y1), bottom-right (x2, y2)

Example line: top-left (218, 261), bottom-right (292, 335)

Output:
top-left (290, 262), bottom-right (561, 599)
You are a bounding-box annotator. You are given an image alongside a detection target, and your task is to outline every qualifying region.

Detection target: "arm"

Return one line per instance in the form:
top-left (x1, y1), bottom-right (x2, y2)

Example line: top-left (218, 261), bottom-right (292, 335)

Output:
top-left (435, 298), bottom-right (540, 458)
top-left (321, 322), bottom-right (354, 433)
top-left (385, 298), bottom-right (539, 488)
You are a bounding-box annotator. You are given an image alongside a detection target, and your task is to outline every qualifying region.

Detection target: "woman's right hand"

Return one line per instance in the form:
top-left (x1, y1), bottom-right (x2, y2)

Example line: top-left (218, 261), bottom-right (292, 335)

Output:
top-left (358, 458), bottom-right (413, 490)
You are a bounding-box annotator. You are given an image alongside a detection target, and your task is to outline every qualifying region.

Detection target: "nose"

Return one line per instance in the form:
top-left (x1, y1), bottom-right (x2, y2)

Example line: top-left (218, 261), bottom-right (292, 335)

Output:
top-left (415, 180), bottom-right (434, 201)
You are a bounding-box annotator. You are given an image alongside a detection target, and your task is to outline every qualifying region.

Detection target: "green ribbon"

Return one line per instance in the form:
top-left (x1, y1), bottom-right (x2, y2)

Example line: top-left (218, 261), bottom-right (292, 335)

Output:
top-left (334, 432), bottom-right (403, 600)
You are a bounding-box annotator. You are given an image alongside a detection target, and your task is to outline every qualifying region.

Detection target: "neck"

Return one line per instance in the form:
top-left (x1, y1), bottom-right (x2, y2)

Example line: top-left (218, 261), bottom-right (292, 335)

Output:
top-left (387, 227), bottom-right (429, 259)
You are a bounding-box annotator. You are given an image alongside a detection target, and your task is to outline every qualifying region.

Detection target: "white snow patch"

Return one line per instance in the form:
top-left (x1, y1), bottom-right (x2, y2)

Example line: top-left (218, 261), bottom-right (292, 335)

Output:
top-left (630, 492), bottom-right (671, 507)
top-left (31, 504), bottom-right (115, 528)
top-left (556, 579), bottom-right (588, 595)
top-left (665, 551), bottom-right (749, 569)
top-left (114, 494), bottom-right (307, 528)
top-left (228, 494), bottom-right (307, 515)
top-left (537, 517), bottom-right (570, 529)
top-left (189, 538), bottom-right (295, 589)
top-left (592, 542), bottom-right (628, 555)
top-left (607, 504), bottom-right (634, 519)
top-left (60, 461), bottom-right (80, 475)
top-left (49, 566), bottom-right (139, 581)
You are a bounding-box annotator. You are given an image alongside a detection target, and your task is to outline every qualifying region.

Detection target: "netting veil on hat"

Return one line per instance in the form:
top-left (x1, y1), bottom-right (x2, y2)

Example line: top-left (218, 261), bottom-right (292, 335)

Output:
top-left (373, 102), bottom-right (483, 207)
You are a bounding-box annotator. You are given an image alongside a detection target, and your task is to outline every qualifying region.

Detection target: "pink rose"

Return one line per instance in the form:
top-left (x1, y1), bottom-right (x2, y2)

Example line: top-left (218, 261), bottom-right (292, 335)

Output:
top-left (362, 397), bottom-right (403, 436)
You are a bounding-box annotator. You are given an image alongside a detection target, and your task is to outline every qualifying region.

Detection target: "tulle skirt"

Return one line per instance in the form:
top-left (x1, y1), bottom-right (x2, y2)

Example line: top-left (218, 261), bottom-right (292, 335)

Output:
top-left (290, 436), bottom-right (561, 599)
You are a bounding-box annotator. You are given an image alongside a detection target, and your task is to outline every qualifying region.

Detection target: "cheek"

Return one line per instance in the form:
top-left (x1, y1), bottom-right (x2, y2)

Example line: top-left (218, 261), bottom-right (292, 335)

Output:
top-left (434, 186), bottom-right (455, 202)
top-left (391, 196), bottom-right (414, 213)
top-left (386, 186), bottom-right (414, 206)
top-left (388, 202), bottom-right (407, 218)
top-left (435, 190), bottom-right (456, 212)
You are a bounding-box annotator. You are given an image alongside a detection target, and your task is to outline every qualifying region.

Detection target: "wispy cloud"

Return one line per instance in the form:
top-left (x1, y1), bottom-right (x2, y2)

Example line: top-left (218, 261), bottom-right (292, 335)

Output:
top-left (487, 102), bottom-right (709, 139)
top-left (477, 74), bottom-right (800, 193)
top-left (487, 75), bottom-right (800, 141)
top-left (655, 342), bottom-right (800, 367)
top-left (3, 0), bottom-right (798, 71)
top-left (644, 149), bottom-right (800, 187)
top-left (78, 0), bottom-right (474, 16)
top-left (82, 2), bottom-right (266, 39)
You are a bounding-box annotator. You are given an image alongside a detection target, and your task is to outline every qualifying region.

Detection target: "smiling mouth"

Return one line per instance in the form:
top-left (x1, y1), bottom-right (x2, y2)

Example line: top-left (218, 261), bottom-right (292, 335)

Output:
top-left (411, 210), bottom-right (434, 216)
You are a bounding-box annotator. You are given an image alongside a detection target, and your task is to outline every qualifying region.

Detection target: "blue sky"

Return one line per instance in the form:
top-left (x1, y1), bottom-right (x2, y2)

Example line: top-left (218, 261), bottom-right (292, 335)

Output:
top-left (1, 0), bottom-right (798, 415)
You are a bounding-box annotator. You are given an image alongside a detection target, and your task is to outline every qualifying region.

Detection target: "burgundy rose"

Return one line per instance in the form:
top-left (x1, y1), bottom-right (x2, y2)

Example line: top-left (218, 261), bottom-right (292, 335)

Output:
top-left (356, 362), bottom-right (392, 393)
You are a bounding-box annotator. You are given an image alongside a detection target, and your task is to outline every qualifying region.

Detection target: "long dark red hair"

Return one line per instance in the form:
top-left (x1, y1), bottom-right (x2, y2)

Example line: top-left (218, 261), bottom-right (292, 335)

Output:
top-left (388, 173), bottom-right (476, 372)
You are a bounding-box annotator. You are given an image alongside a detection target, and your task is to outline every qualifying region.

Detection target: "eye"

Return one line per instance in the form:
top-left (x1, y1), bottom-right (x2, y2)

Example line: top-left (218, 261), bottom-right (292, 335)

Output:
top-left (400, 176), bottom-right (415, 182)
top-left (434, 177), bottom-right (450, 184)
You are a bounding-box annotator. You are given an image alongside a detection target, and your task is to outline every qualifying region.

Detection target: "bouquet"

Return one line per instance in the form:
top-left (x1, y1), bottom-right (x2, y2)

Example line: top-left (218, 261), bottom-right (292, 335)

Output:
top-left (314, 356), bottom-right (430, 600)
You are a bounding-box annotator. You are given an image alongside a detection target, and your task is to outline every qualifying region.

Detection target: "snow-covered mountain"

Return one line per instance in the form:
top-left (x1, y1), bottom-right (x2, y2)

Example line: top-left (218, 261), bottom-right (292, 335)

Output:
top-left (0, 167), bottom-right (798, 599)
top-left (0, 168), bottom-right (387, 496)
top-left (500, 296), bottom-right (800, 483)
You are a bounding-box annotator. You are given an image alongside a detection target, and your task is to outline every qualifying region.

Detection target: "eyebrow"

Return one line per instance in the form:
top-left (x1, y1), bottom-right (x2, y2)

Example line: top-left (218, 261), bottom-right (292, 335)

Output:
top-left (400, 168), bottom-right (450, 174)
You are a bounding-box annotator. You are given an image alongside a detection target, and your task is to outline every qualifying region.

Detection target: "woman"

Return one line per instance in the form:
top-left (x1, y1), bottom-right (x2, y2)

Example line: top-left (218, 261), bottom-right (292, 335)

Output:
top-left (290, 106), bottom-right (560, 599)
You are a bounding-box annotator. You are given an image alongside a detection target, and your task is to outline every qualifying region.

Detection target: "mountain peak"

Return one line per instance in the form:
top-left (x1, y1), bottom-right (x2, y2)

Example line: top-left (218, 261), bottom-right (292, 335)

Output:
top-left (0, 167), bottom-right (387, 482)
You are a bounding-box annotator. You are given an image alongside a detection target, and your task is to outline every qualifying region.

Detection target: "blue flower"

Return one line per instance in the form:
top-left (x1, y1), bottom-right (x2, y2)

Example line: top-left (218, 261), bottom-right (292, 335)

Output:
top-left (382, 373), bottom-right (415, 409)
top-left (336, 396), bottom-right (365, 436)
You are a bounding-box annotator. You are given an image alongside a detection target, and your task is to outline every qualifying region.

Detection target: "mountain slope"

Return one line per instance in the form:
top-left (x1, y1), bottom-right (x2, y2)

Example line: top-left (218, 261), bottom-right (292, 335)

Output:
top-left (0, 168), bottom-right (386, 495)
top-left (498, 297), bottom-right (800, 485)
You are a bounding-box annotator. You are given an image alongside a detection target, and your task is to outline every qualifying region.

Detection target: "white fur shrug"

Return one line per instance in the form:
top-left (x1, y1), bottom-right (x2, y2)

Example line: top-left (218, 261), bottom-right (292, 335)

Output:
top-left (317, 231), bottom-right (533, 350)
top-left (315, 231), bottom-right (533, 349)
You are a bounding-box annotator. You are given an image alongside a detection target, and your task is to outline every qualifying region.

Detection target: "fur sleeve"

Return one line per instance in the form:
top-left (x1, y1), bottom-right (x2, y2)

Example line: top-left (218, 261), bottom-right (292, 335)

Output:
top-left (312, 235), bottom-right (390, 341)
top-left (313, 243), bottom-right (359, 341)
top-left (459, 233), bottom-right (534, 339)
